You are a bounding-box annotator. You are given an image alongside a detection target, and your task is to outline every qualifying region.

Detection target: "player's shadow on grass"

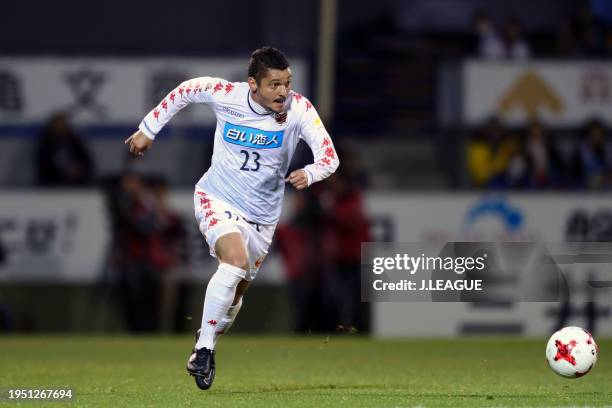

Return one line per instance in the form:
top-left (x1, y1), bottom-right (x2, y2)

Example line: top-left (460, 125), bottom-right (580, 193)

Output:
top-left (221, 385), bottom-right (607, 400)
top-left (222, 384), bottom-right (385, 394)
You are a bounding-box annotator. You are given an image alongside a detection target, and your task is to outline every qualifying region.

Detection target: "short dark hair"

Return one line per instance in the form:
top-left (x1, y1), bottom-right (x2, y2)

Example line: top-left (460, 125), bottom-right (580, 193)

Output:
top-left (248, 46), bottom-right (289, 84)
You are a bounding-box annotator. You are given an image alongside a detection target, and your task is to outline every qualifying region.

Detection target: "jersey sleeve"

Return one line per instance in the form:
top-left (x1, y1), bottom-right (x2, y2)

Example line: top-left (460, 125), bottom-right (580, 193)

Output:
top-left (296, 95), bottom-right (340, 186)
top-left (138, 77), bottom-right (223, 140)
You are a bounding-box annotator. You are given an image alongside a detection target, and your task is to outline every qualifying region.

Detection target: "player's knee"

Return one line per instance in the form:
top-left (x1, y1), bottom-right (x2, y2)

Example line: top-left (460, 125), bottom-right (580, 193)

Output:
top-left (221, 253), bottom-right (249, 271)
top-left (216, 233), bottom-right (249, 271)
top-left (217, 245), bottom-right (249, 271)
top-left (219, 250), bottom-right (249, 272)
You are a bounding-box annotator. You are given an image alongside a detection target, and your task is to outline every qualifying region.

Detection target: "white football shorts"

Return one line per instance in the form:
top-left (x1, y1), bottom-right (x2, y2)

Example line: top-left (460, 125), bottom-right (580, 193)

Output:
top-left (193, 188), bottom-right (275, 281)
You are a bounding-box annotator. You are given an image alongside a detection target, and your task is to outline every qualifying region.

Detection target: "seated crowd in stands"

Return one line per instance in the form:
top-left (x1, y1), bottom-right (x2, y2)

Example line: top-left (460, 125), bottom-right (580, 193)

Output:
top-left (467, 116), bottom-right (612, 190)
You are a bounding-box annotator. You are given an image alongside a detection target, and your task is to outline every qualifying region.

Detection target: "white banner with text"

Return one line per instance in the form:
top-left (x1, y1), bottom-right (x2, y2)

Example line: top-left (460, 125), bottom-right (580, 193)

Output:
top-left (0, 57), bottom-right (308, 125)
top-left (464, 60), bottom-right (612, 126)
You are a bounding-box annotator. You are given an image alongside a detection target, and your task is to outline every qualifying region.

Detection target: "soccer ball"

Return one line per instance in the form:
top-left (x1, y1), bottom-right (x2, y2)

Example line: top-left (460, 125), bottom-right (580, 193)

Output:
top-left (545, 326), bottom-right (598, 378)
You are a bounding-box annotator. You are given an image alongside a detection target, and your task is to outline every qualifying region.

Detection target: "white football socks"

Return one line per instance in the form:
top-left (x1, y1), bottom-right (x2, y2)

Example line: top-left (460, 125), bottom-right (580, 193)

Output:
top-left (195, 263), bottom-right (246, 351)
top-left (213, 297), bottom-right (243, 347)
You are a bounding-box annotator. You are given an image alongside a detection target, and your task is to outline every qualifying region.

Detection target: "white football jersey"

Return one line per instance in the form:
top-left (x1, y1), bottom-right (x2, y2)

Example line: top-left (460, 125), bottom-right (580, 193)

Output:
top-left (139, 77), bottom-right (339, 224)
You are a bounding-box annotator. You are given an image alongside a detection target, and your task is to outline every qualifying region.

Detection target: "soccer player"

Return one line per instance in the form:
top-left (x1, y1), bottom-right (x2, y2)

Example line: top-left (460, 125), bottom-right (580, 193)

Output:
top-left (124, 46), bottom-right (339, 389)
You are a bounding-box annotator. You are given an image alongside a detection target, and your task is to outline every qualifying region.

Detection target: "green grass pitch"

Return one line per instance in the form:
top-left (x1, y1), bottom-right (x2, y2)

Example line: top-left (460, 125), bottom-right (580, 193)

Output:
top-left (0, 335), bottom-right (609, 407)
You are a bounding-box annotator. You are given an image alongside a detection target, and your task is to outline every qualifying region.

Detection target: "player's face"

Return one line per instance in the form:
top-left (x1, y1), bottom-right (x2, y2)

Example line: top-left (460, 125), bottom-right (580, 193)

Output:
top-left (249, 68), bottom-right (292, 113)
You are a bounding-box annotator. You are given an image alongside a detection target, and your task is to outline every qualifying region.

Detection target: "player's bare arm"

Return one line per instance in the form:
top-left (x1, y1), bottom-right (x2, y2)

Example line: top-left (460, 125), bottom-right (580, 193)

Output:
top-left (124, 130), bottom-right (153, 156)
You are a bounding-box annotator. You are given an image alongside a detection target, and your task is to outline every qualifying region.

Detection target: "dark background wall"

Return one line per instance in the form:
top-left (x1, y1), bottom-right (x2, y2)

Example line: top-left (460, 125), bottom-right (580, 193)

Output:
top-left (1, 0), bottom-right (318, 55)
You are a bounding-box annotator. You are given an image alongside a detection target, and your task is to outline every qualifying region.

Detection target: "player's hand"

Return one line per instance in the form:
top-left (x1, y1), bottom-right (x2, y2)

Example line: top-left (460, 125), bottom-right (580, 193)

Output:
top-left (124, 130), bottom-right (153, 156)
top-left (285, 169), bottom-right (309, 190)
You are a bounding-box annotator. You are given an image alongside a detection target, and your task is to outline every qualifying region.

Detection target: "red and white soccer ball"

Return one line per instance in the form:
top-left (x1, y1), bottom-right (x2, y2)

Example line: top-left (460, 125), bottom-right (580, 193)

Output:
top-left (546, 326), bottom-right (598, 378)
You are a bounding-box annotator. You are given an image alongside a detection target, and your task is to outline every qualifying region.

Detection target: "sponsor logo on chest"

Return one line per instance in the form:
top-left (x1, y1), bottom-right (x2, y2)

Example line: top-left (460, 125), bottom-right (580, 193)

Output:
top-left (223, 122), bottom-right (284, 149)
top-left (219, 106), bottom-right (245, 118)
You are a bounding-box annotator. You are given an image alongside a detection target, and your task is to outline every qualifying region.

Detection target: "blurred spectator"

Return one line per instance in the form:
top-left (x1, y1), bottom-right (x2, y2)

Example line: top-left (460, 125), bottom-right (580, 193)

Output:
top-left (114, 171), bottom-right (159, 332)
top-left (572, 0), bottom-right (605, 57)
top-left (106, 169), bottom-right (183, 333)
top-left (276, 191), bottom-right (336, 332)
top-left (499, 16), bottom-right (531, 60)
top-left (473, 10), bottom-right (504, 59)
top-left (572, 0), bottom-right (598, 40)
top-left (503, 141), bottom-right (529, 189)
top-left (556, 20), bottom-right (580, 57)
top-left (522, 120), bottom-right (567, 188)
top-left (580, 23), bottom-right (605, 56)
top-left (34, 113), bottom-right (94, 187)
top-left (278, 145), bottom-right (371, 333)
top-left (320, 169), bottom-right (370, 332)
top-left (148, 176), bottom-right (184, 271)
top-left (147, 176), bottom-right (185, 333)
top-left (571, 119), bottom-right (612, 189)
top-left (473, 12), bottom-right (530, 60)
top-left (467, 117), bottom-right (520, 188)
